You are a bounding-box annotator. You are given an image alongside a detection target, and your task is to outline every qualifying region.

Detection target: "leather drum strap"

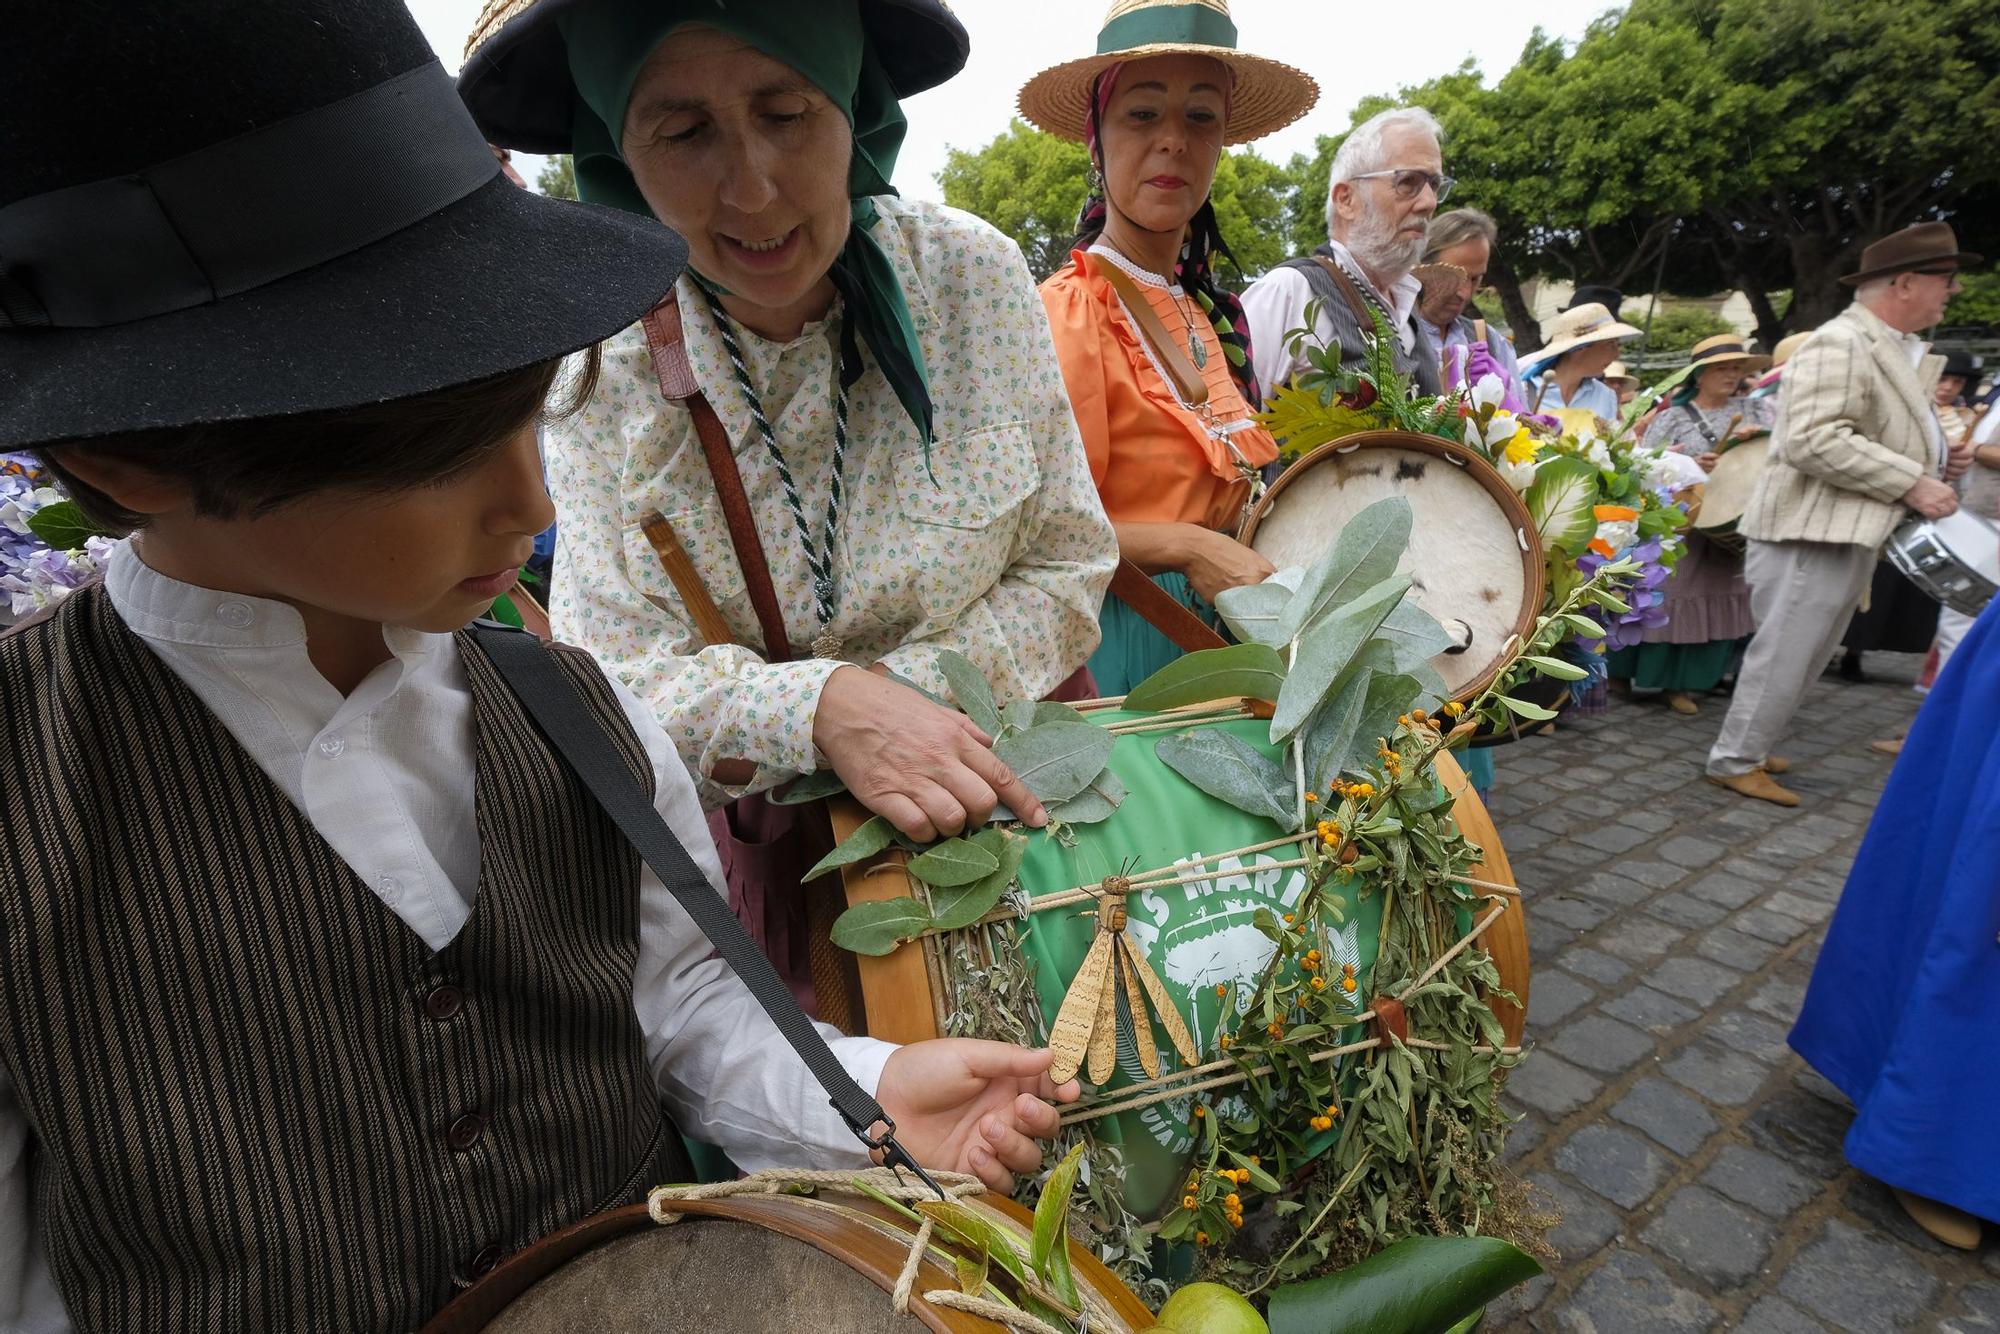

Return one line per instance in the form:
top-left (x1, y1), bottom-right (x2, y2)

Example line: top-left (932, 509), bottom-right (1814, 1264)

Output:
top-left (1094, 254), bottom-right (1210, 407)
top-left (1110, 558), bottom-right (1228, 654)
top-left (639, 296), bottom-right (797, 664)
top-left (1311, 254), bottom-right (1379, 328)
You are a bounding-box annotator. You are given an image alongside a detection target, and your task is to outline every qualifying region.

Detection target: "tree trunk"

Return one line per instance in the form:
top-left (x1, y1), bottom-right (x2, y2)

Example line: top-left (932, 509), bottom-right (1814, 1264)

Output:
top-left (1486, 256), bottom-right (1543, 355)
top-left (1787, 230), bottom-right (1859, 332)
top-left (1738, 284), bottom-right (1785, 349)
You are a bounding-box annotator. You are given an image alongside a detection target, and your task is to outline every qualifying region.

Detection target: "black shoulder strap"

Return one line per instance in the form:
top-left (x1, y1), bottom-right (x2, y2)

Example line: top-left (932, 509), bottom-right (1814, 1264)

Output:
top-left (465, 621), bottom-right (942, 1196)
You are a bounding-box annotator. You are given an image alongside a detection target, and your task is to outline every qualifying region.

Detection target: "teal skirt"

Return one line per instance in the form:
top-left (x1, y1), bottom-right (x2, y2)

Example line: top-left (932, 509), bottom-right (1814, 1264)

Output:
top-left (1089, 572), bottom-right (1218, 697)
top-left (1606, 641), bottom-right (1740, 693)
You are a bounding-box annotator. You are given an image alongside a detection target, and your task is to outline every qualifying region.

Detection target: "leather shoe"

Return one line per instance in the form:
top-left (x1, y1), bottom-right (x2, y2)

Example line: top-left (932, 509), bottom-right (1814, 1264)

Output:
top-left (1869, 737), bottom-right (1904, 757)
top-left (1667, 692), bottom-right (1699, 716)
top-left (1893, 1188), bottom-right (1982, 1250)
top-left (1764, 755), bottom-right (1791, 775)
top-left (1705, 769), bottom-right (1801, 807)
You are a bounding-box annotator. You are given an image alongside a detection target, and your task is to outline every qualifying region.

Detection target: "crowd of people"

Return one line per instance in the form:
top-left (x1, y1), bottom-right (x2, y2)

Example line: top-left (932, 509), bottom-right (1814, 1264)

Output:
top-left (0, 0), bottom-right (1995, 1327)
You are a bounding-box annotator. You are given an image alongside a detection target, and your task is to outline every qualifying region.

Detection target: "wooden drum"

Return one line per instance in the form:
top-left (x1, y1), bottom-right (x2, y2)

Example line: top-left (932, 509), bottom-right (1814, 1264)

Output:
top-left (424, 1186), bottom-right (1153, 1333)
top-left (1240, 430), bottom-right (1544, 704)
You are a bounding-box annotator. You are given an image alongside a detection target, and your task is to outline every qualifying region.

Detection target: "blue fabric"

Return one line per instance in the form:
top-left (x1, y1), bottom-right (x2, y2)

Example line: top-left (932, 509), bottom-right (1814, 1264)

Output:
top-left (1089, 572), bottom-right (1214, 697)
top-left (1789, 597), bottom-right (2000, 1223)
top-left (1525, 375), bottom-right (1618, 420)
top-left (1462, 746), bottom-right (1496, 793)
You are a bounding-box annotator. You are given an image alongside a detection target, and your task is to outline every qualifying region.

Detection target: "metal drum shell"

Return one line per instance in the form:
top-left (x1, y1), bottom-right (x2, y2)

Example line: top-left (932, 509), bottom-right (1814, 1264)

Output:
top-left (1886, 514), bottom-right (2000, 618)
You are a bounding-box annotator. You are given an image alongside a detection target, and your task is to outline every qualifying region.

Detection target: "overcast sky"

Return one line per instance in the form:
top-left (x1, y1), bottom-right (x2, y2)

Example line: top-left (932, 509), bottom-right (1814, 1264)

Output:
top-left (414, 0), bottom-right (1619, 196)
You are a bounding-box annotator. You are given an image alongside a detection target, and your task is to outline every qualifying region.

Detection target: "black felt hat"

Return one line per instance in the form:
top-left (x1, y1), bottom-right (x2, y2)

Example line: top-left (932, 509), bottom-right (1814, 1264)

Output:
top-left (0, 0), bottom-right (689, 451)
top-left (458, 0), bottom-right (972, 153)
top-left (1565, 284), bottom-right (1625, 319)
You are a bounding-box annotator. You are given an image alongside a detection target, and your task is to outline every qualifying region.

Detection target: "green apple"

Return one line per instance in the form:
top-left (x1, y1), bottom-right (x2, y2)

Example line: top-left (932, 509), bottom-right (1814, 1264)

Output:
top-left (1151, 1281), bottom-right (1270, 1334)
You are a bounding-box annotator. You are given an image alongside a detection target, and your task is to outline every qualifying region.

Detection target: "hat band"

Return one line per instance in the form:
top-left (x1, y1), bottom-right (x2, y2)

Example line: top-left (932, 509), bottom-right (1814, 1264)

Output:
top-left (1698, 342), bottom-right (1749, 358)
top-left (1096, 3), bottom-right (1239, 55)
top-left (0, 62), bottom-right (498, 330)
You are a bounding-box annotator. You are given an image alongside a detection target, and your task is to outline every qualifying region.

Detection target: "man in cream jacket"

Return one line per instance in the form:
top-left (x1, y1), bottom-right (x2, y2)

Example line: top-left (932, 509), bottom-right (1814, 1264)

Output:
top-left (1707, 222), bottom-right (1981, 805)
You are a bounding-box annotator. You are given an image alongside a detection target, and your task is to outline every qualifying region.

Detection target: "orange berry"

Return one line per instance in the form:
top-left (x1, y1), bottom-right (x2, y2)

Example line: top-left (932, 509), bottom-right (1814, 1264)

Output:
top-left (1311, 976), bottom-right (1326, 991)
top-left (1214, 984), bottom-right (1229, 998)
top-left (1193, 1105), bottom-right (1206, 1118)
top-left (1183, 1194), bottom-right (1197, 1210)
top-left (1197, 1231), bottom-right (1210, 1245)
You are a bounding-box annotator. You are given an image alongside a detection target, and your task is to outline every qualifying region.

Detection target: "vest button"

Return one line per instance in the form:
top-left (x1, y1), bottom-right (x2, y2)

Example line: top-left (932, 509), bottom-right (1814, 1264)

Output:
top-left (448, 1111), bottom-right (486, 1153)
top-left (468, 1244), bottom-right (505, 1278)
top-left (424, 985), bottom-right (465, 1021)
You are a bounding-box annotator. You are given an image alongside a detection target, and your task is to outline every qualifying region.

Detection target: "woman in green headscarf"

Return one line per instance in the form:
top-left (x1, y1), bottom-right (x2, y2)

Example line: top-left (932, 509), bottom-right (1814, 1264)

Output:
top-left (460, 1), bottom-right (1117, 1003)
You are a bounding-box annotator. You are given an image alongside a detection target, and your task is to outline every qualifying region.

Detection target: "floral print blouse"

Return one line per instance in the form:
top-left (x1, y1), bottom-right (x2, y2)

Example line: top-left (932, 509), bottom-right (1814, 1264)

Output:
top-left (547, 196), bottom-right (1117, 809)
top-left (1641, 395), bottom-right (1776, 457)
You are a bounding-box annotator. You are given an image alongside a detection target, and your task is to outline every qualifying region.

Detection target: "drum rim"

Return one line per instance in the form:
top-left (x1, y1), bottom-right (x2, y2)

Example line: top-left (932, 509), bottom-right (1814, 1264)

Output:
top-left (1691, 438), bottom-right (1767, 534)
top-left (1238, 429), bottom-right (1547, 705)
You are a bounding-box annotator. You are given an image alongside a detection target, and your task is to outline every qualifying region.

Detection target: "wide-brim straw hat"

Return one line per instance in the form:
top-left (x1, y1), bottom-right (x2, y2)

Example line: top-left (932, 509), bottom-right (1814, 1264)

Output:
top-left (1841, 221), bottom-right (1983, 287)
top-left (1520, 303), bottom-right (1643, 373)
top-left (1768, 331), bottom-right (1812, 368)
top-left (1018, 0), bottom-right (1320, 147)
top-left (1602, 361), bottom-right (1639, 391)
top-left (1685, 334), bottom-right (1771, 375)
top-left (460, 0), bottom-right (971, 153)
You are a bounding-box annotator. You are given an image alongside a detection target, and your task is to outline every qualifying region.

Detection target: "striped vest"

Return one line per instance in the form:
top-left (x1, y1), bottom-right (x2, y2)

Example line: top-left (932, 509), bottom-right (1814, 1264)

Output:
top-left (0, 585), bottom-right (688, 1332)
top-left (1279, 245), bottom-right (1445, 398)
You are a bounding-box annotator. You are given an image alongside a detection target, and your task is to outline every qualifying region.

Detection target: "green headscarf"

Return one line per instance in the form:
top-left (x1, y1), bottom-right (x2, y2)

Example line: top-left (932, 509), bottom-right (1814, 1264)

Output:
top-left (560, 0), bottom-right (933, 448)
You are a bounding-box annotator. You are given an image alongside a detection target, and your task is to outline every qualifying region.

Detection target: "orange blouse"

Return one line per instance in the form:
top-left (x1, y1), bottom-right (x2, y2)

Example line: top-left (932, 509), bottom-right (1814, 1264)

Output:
top-left (1040, 246), bottom-right (1280, 532)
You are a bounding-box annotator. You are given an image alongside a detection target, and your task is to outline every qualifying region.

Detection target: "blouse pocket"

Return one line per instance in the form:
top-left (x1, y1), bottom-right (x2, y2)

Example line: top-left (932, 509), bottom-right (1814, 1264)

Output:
top-left (620, 510), bottom-right (749, 649)
top-left (897, 420), bottom-right (1042, 531)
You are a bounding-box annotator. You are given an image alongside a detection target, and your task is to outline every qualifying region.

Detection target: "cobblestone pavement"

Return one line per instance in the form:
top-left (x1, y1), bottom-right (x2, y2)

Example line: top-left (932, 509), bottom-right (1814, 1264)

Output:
top-left (1483, 654), bottom-right (2000, 1333)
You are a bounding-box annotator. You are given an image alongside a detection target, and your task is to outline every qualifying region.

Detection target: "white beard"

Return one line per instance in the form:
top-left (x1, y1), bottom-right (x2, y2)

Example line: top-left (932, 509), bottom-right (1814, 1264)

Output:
top-left (1345, 197), bottom-right (1427, 283)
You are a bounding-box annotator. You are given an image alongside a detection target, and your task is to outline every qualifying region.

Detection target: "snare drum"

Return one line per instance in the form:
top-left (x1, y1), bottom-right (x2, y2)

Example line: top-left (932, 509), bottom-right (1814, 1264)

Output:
top-left (424, 1185), bottom-right (1152, 1333)
top-left (1239, 431), bottom-right (1544, 702)
top-left (833, 699), bottom-right (1529, 1218)
top-left (1691, 438), bottom-right (1768, 553)
top-left (1886, 510), bottom-right (2000, 617)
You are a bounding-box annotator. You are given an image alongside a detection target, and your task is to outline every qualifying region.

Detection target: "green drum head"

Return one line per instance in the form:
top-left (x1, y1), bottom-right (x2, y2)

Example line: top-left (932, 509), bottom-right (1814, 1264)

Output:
top-left (1015, 712), bottom-right (1381, 1218)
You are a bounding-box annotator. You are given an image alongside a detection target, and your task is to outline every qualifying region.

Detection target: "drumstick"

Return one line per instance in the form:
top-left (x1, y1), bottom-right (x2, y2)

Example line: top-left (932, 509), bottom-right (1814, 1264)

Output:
top-left (1960, 403), bottom-right (1991, 447)
top-left (1529, 380), bottom-right (1549, 414)
top-left (1715, 413), bottom-right (1743, 454)
top-left (640, 509), bottom-right (738, 649)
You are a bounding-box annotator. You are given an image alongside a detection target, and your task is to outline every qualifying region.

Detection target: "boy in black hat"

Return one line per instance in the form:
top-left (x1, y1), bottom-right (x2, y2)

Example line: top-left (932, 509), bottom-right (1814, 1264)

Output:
top-left (0, 4), bottom-right (1073, 1330)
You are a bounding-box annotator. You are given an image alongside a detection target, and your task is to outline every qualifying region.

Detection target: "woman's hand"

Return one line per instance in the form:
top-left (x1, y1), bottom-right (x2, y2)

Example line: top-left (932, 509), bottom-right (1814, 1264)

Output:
top-left (1182, 528), bottom-right (1277, 605)
top-left (1697, 451), bottom-right (1720, 473)
top-left (813, 666), bottom-right (1045, 841)
top-left (874, 1041), bottom-right (1080, 1192)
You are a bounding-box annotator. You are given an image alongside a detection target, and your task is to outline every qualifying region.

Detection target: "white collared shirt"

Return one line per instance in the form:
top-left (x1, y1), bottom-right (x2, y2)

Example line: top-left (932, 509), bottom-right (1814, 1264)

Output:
top-left (1240, 239), bottom-right (1424, 395)
top-left (0, 541), bottom-right (893, 1333)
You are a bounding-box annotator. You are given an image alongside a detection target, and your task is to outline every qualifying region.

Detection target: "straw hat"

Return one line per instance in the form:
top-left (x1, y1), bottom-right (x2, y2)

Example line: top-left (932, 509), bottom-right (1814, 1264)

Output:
top-left (1018, 0), bottom-right (1319, 147)
top-left (1520, 303), bottom-right (1642, 372)
top-left (1602, 361), bottom-right (1640, 391)
top-left (1768, 331), bottom-right (1811, 368)
top-left (1685, 334), bottom-right (1771, 375)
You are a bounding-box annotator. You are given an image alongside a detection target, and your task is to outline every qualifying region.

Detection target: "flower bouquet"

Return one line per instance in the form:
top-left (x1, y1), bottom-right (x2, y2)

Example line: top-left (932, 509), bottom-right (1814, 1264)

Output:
top-left (0, 456), bottom-right (115, 625)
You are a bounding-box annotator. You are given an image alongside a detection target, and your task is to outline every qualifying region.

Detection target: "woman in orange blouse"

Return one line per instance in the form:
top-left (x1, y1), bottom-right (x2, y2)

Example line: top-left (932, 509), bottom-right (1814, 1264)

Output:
top-left (1021, 2), bottom-right (1318, 691)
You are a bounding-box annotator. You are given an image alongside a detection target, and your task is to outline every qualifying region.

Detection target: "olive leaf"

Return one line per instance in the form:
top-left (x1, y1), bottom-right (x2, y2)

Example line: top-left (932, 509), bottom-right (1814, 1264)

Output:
top-left (940, 650), bottom-right (1002, 736)
top-left (906, 837), bottom-right (1000, 888)
top-left (929, 827), bottom-right (1028, 930)
top-left (1047, 768), bottom-right (1126, 825)
top-left (1155, 729), bottom-right (1295, 827)
top-left (828, 897), bottom-right (932, 956)
top-left (1270, 576), bottom-right (1411, 743)
top-left (803, 814), bottom-right (897, 881)
top-left (1122, 642), bottom-right (1286, 712)
top-left (1277, 496), bottom-right (1412, 643)
top-left (993, 722), bottom-right (1114, 805)
top-left (769, 768), bottom-right (848, 806)
top-left (1031, 1142), bottom-right (1086, 1309)
top-left (1522, 653), bottom-right (1589, 681)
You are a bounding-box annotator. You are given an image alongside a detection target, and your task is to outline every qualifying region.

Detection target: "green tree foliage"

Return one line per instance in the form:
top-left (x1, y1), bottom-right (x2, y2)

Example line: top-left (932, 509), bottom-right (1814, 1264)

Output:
top-left (936, 119), bottom-right (1299, 282)
top-left (1945, 271), bottom-right (2000, 331)
top-left (1301, 0), bottom-right (1999, 351)
top-left (537, 154), bottom-right (578, 200)
top-left (1623, 305), bottom-right (1736, 355)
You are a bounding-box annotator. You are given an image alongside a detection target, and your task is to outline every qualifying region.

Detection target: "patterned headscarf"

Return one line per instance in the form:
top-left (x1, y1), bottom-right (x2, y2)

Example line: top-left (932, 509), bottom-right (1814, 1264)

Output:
top-left (1074, 64), bottom-right (1262, 407)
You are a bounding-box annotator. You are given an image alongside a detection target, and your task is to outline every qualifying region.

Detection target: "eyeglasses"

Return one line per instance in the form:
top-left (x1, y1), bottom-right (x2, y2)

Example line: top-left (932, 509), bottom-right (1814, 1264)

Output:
top-left (1351, 168), bottom-right (1456, 203)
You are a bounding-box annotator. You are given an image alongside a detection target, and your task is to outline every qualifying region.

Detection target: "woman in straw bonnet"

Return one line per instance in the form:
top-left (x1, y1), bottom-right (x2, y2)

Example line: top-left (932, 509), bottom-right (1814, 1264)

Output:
top-left (459, 0), bottom-right (1118, 1009)
top-left (1611, 335), bottom-right (1774, 716)
top-left (1520, 301), bottom-right (1643, 425)
top-left (1021, 0), bottom-right (1318, 693)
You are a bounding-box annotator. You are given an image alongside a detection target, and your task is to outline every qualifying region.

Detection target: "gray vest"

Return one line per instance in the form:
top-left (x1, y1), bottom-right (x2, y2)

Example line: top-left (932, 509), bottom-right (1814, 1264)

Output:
top-left (1278, 245), bottom-right (1445, 398)
top-left (0, 584), bottom-right (690, 1332)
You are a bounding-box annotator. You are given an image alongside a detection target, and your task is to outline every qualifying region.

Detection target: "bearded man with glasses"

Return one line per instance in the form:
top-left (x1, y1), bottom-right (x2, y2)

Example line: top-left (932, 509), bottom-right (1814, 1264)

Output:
top-left (1242, 106), bottom-right (1450, 400)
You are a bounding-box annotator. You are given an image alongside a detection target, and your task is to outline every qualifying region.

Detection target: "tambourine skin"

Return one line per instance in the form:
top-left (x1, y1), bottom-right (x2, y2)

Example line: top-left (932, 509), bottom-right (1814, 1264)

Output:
top-left (1240, 431), bottom-right (1546, 704)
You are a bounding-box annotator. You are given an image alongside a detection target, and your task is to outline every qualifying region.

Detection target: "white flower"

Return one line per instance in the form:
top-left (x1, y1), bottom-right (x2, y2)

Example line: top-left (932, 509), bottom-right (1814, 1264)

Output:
top-left (1481, 411), bottom-right (1522, 450)
top-left (1593, 516), bottom-right (1639, 553)
top-left (1497, 457), bottom-right (1541, 492)
top-left (1582, 437), bottom-right (1614, 472)
top-left (1470, 373), bottom-right (1507, 412)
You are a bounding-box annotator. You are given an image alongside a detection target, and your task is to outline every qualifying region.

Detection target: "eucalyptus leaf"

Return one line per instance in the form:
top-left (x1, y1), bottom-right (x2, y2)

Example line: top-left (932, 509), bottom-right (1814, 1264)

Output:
top-left (993, 722), bottom-right (1115, 805)
top-left (1376, 600), bottom-right (1455, 671)
top-left (1270, 576), bottom-right (1411, 743)
top-left (804, 815), bottom-right (897, 881)
top-left (1307, 668), bottom-right (1421, 791)
top-left (882, 669), bottom-right (950, 707)
top-left (940, 650), bottom-right (1002, 736)
top-left (1267, 1235), bottom-right (1542, 1334)
top-left (1277, 496), bottom-right (1412, 643)
top-left (1122, 642), bottom-right (1286, 711)
top-left (1213, 579), bottom-right (1295, 647)
top-left (23, 500), bottom-right (104, 554)
top-left (1048, 768), bottom-right (1126, 825)
top-left (1032, 701), bottom-right (1088, 728)
top-left (828, 897), bottom-right (933, 956)
top-left (929, 828), bottom-right (1029, 930)
top-left (769, 768), bottom-right (848, 806)
top-left (1524, 457), bottom-right (1600, 556)
top-left (1001, 698), bottom-right (1038, 734)
top-left (1031, 1143), bottom-right (1085, 1308)
top-left (1155, 729), bottom-right (1294, 826)
top-left (906, 837), bottom-right (1000, 888)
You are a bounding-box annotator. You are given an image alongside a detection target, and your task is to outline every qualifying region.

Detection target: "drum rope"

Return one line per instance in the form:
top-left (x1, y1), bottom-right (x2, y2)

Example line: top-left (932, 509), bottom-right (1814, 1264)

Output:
top-left (1056, 900), bottom-right (1521, 1127)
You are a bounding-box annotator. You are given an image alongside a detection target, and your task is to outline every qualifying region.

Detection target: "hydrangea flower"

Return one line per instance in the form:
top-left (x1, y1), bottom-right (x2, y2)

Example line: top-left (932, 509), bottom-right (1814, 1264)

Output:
top-left (0, 456), bottom-right (110, 620)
